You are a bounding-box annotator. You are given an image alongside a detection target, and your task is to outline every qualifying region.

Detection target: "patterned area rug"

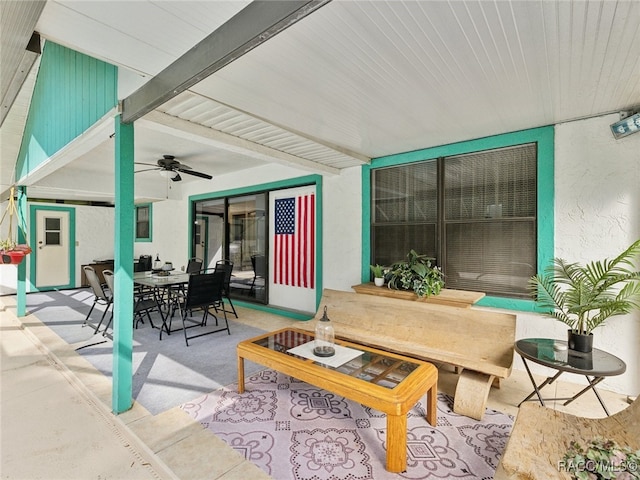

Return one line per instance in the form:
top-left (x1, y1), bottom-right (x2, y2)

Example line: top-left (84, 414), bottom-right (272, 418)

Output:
top-left (180, 369), bottom-right (513, 480)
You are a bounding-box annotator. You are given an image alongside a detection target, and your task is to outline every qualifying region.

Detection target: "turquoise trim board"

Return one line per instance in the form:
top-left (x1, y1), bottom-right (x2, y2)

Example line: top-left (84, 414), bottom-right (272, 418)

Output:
top-left (16, 41), bottom-right (117, 181)
top-left (362, 126), bottom-right (555, 312)
top-left (232, 299), bottom-right (314, 321)
top-left (28, 205), bottom-right (76, 292)
top-left (189, 174), bottom-right (324, 313)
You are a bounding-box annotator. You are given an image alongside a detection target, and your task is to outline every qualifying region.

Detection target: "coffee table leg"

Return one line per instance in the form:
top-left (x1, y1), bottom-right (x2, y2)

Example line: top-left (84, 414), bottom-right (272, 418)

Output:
top-left (426, 384), bottom-right (437, 426)
top-left (386, 413), bottom-right (407, 473)
top-left (237, 354), bottom-right (245, 394)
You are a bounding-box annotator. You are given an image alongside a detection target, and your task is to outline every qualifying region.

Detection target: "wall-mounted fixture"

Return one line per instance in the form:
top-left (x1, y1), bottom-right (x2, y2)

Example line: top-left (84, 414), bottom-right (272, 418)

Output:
top-left (610, 111), bottom-right (640, 139)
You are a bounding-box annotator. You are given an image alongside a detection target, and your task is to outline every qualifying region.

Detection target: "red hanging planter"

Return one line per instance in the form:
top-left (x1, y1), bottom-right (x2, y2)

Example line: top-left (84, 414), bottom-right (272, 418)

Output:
top-left (1, 187), bottom-right (32, 265)
top-left (0, 244), bottom-right (31, 265)
top-left (1, 250), bottom-right (26, 265)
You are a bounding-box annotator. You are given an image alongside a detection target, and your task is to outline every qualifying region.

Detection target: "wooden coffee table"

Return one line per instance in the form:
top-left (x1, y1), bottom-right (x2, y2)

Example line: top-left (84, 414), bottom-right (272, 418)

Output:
top-left (237, 327), bottom-right (438, 473)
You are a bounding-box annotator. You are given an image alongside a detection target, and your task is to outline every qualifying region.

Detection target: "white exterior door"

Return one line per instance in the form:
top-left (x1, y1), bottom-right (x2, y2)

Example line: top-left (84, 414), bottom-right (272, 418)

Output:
top-left (35, 209), bottom-right (71, 288)
top-left (195, 215), bottom-right (209, 267)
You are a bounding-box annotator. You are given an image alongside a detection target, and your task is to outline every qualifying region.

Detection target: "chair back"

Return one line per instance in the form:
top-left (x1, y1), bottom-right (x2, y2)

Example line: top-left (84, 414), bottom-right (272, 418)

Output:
top-left (251, 254), bottom-right (266, 278)
top-left (184, 270), bottom-right (225, 311)
top-left (186, 257), bottom-right (203, 274)
top-left (136, 255), bottom-right (152, 272)
top-left (83, 266), bottom-right (109, 301)
top-left (103, 269), bottom-right (115, 295)
top-left (214, 259), bottom-right (233, 292)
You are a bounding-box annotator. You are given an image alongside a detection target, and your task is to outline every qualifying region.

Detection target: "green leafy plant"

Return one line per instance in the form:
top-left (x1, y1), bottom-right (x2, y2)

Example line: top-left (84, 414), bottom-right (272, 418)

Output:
top-left (529, 239), bottom-right (640, 335)
top-left (562, 437), bottom-right (640, 479)
top-left (370, 264), bottom-right (385, 278)
top-left (0, 238), bottom-right (16, 252)
top-left (386, 249), bottom-right (444, 298)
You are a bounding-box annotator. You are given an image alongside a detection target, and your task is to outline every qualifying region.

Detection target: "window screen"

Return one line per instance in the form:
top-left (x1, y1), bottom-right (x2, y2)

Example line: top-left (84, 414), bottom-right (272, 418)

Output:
top-left (444, 145), bottom-right (537, 297)
top-left (371, 143), bottom-right (537, 299)
top-left (371, 161), bottom-right (437, 266)
top-left (135, 205), bottom-right (151, 241)
top-left (44, 217), bottom-right (61, 246)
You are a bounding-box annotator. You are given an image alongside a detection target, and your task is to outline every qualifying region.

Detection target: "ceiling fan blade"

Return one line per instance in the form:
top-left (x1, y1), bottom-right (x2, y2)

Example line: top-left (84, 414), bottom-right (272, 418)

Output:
top-left (134, 162), bottom-right (159, 167)
top-left (171, 173), bottom-right (182, 182)
top-left (176, 168), bottom-right (212, 180)
top-left (135, 167), bottom-right (161, 173)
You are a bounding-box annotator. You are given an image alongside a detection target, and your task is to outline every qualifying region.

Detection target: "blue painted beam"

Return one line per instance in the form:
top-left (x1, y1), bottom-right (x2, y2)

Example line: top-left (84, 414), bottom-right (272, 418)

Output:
top-left (16, 186), bottom-right (27, 316)
top-left (112, 115), bottom-right (135, 414)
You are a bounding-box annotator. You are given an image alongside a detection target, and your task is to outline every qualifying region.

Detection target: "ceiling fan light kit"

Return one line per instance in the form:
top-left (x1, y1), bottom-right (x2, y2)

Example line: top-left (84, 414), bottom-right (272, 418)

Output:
top-left (159, 169), bottom-right (178, 179)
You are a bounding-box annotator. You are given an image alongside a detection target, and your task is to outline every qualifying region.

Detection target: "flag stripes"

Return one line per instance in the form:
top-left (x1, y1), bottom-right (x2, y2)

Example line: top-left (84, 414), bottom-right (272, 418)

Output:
top-left (274, 193), bottom-right (315, 288)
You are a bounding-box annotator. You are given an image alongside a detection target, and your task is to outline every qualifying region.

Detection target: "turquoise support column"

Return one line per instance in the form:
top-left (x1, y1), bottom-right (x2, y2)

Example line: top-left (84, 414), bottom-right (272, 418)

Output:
top-left (112, 115), bottom-right (135, 414)
top-left (16, 186), bottom-right (27, 317)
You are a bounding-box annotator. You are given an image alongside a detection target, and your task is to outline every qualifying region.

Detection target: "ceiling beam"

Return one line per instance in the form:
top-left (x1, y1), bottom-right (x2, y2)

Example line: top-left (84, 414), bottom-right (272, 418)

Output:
top-left (121, 0), bottom-right (331, 124)
top-left (140, 111), bottom-right (341, 175)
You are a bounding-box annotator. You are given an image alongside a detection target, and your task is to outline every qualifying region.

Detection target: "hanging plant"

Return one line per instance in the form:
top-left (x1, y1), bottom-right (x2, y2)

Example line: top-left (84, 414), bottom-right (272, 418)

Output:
top-left (1, 186), bottom-right (32, 265)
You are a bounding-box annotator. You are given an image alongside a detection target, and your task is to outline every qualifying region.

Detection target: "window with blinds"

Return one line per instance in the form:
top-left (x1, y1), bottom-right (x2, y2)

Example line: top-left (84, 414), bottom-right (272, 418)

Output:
top-left (371, 143), bottom-right (537, 299)
top-left (135, 204), bottom-right (151, 242)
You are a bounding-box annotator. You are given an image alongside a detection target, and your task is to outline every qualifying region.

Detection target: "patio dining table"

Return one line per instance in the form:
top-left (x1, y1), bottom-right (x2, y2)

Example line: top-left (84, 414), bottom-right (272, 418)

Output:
top-left (133, 271), bottom-right (191, 338)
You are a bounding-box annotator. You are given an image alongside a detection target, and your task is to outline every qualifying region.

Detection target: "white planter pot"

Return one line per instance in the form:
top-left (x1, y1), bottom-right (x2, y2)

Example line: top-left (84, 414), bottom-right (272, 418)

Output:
top-left (374, 277), bottom-right (385, 287)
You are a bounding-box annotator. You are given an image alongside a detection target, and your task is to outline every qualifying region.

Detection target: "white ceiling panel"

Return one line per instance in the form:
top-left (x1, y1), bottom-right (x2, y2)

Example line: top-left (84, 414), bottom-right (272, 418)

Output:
top-left (35, 1), bottom-right (249, 76)
top-left (196, 0), bottom-right (640, 156)
top-left (2, 0), bottom-right (639, 203)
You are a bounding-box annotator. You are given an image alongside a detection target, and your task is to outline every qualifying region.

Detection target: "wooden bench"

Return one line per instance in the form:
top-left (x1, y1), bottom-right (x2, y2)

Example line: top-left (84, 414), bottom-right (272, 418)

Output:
top-left (297, 288), bottom-right (517, 420)
top-left (495, 398), bottom-right (640, 479)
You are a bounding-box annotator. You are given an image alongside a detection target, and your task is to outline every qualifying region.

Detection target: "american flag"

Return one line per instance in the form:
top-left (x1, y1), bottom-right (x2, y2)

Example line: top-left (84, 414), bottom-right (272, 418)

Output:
top-left (274, 194), bottom-right (315, 288)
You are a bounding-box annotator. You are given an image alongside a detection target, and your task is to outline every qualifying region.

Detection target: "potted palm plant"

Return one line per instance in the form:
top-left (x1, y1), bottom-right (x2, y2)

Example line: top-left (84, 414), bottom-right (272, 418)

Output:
top-left (529, 239), bottom-right (640, 352)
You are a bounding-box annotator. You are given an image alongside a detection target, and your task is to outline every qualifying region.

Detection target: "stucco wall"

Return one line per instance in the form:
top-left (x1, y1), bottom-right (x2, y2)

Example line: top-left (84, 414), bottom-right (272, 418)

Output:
top-left (0, 202), bottom-right (117, 294)
top-left (551, 113), bottom-right (639, 394)
top-left (510, 113), bottom-right (640, 395)
top-left (321, 166), bottom-right (362, 290)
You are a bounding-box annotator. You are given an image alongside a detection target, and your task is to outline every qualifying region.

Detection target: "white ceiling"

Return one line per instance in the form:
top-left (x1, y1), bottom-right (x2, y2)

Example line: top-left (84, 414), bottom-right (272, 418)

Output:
top-left (2, 0), bottom-right (639, 203)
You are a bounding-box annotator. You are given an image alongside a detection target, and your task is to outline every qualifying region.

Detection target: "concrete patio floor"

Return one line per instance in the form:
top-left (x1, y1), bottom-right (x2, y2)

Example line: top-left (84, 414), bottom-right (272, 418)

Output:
top-left (0, 294), bottom-right (631, 479)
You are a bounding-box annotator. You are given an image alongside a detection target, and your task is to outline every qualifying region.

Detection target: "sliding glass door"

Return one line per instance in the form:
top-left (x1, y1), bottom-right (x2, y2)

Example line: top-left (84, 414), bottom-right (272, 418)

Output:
top-left (193, 194), bottom-right (267, 303)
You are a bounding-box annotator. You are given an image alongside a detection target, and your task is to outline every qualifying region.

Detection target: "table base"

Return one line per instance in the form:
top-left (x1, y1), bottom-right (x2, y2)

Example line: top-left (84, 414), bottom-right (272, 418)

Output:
top-left (519, 357), bottom-right (612, 416)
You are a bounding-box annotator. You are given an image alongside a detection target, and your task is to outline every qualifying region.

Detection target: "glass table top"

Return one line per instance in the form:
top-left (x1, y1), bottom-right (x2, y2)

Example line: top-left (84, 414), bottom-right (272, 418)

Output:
top-left (250, 329), bottom-right (424, 390)
top-left (515, 338), bottom-right (626, 376)
top-left (133, 271), bottom-right (190, 287)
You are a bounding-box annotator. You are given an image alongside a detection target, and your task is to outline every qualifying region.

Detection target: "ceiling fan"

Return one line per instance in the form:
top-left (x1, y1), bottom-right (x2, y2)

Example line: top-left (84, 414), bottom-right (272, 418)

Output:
top-left (135, 155), bottom-right (213, 182)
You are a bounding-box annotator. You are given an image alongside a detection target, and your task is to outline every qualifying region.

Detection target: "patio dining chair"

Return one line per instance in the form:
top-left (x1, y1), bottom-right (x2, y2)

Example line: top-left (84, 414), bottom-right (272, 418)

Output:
top-left (101, 270), bottom-right (159, 335)
top-left (170, 269), bottom-right (230, 346)
top-left (167, 256), bottom-right (204, 314)
top-left (82, 265), bottom-right (112, 334)
top-left (213, 259), bottom-right (237, 318)
top-left (250, 254), bottom-right (266, 296)
top-left (186, 257), bottom-right (203, 273)
top-left (134, 254), bottom-right (152, 272)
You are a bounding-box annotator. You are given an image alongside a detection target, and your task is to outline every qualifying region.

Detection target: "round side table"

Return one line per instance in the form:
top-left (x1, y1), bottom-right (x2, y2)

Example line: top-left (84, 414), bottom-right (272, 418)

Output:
top-left (515, 338), bottom-right (626, 416)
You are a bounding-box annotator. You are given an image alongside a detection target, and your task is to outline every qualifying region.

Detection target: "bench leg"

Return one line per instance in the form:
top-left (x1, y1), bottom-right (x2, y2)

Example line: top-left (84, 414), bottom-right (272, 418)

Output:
top-left (453, 370), bottom-right (495, 420)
